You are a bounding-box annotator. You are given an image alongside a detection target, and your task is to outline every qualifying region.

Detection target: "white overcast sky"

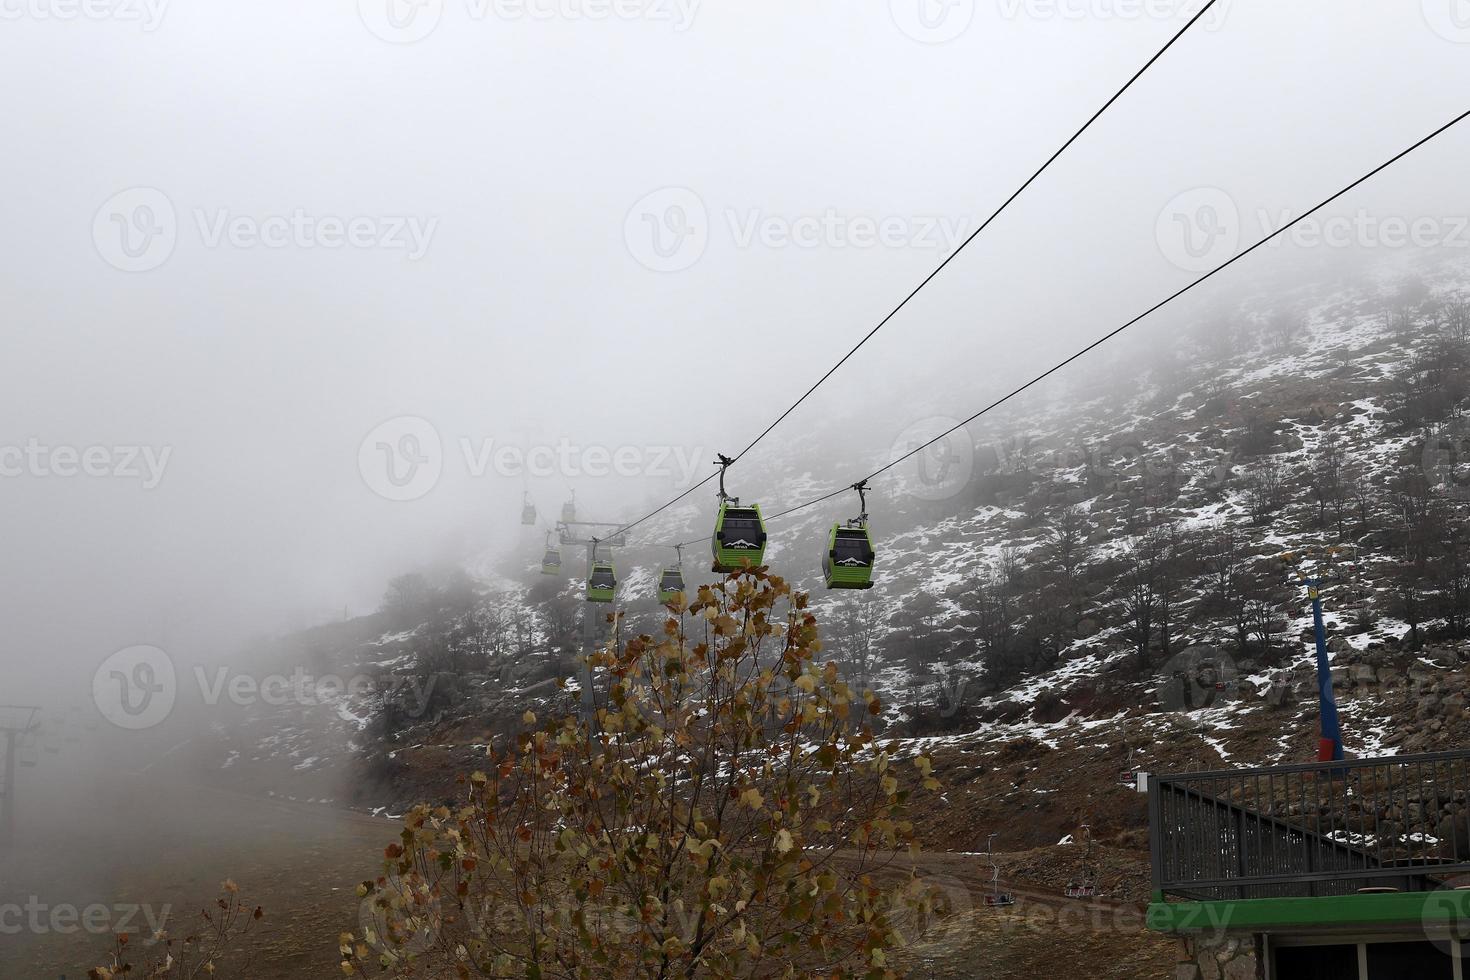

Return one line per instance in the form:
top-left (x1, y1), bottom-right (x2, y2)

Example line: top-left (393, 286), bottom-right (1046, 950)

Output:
top-left (2, 1), bottom-right (1469, 699)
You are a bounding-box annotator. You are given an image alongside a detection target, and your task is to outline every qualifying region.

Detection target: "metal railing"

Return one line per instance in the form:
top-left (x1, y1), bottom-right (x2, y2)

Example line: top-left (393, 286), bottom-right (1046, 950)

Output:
top-left (1150, 750), bottom-right (1470, 901)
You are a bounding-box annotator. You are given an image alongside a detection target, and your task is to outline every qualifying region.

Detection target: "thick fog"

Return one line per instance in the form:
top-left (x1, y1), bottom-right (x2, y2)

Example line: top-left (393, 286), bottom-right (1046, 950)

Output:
top-left (2, 1), bottom-right (1469, 709)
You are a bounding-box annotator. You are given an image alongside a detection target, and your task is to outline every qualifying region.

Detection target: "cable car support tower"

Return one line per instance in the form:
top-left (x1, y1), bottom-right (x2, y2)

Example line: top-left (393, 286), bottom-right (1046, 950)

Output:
top-left (0, 705), bottom-right (40, 854)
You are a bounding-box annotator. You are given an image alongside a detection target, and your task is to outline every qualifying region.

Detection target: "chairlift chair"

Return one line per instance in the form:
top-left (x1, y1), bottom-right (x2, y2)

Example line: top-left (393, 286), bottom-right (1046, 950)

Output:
top-left (1119, 747), bottom-right (1139, 789)
top-left (1064, 824), bottom-right (1099, 900)
top-left (983, 833), bottom-right (1015, 908)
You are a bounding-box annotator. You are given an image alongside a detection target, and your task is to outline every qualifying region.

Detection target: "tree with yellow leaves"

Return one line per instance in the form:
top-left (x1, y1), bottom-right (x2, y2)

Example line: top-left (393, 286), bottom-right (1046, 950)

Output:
top-left (344, 568), bottom-right (947, 978)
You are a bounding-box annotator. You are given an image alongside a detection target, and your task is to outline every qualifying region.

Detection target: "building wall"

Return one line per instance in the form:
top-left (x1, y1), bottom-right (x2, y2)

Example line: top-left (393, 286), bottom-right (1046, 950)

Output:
top-left (1175, 934), bottom-right (1263, 980)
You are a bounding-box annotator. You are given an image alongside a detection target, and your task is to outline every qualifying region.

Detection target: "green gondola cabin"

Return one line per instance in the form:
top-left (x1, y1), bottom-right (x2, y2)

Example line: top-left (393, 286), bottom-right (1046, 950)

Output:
top-left (586, 560), bottom-right (617, 602)
top-left (711, 503), bottom-right (767, 573)
top-left (541, 548), bottom-right (561, 575)
top-left (657, 567), bottom-right (685, 604)
top-left (823, 524), bottom-right (875, 589)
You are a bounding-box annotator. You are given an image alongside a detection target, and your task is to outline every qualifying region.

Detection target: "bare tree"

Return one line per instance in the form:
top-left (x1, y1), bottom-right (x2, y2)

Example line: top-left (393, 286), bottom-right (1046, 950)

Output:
top-left (831, 592), bottom-right (882, 690)
top-left (1118, 536), bottom-right (1162, 670)
top-left (1435, 507), bottom-right (1470, 640)
top-left (1268, 310), bottom-right (1305, 353)
top-left (1445, 297), bottom-right (1470, 348)
top-left (1309, 433), bottom-right (1347, 536)
top-left (1198, 528), bottom-right (1257, 655)
top-left (1243, 460), bottom-right (1290, 523)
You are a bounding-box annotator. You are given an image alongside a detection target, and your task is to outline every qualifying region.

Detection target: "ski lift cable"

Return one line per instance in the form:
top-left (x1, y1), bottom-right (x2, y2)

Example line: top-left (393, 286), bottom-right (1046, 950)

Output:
top-left (726, 0), bottom-right (1221, 467)
top-left (592, 10), bottom-right (1218, 545)
top-left (756, 106), bottom-right (1470, 528)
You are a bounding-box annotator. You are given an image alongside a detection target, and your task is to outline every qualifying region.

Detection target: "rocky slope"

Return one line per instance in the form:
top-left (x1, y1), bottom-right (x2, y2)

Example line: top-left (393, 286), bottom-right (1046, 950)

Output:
top-left (166, 253), bottom-right (1470, 868)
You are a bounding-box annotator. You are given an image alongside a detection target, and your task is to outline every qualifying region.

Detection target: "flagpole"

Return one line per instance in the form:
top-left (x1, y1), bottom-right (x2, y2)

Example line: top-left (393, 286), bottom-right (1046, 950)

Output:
top-left (1306, 577), bottom-right (1344, 763)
